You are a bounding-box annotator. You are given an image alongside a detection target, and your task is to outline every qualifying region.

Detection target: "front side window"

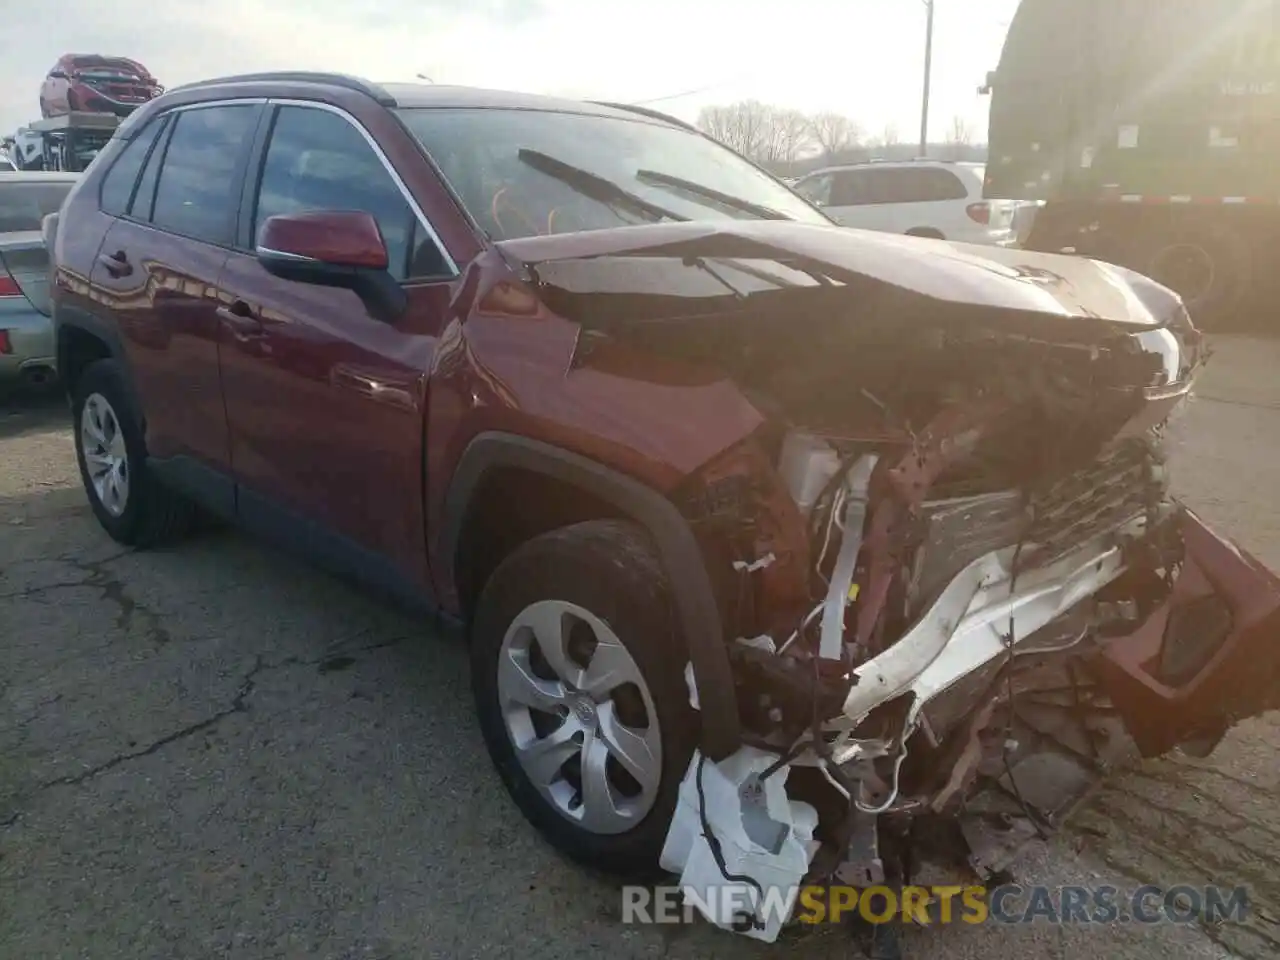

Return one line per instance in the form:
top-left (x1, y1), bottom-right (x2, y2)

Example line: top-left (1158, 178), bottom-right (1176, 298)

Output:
top-left (830, 170), bottom-right (874, 206)
top-left (150, 104), bottom-right (258, 244)
top-left (397, 107), bottom-right (830, 241)
top-left (793, 173), bottom-right (832, 206)
top-left (252, 106), bottom-right (446, 280)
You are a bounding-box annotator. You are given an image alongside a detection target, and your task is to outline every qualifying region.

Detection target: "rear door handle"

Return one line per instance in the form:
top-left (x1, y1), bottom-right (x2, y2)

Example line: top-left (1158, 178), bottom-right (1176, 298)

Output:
top-left (217, 299), bottom-right (264, 334)
top-left (96, 249), bottom-right (132, 278)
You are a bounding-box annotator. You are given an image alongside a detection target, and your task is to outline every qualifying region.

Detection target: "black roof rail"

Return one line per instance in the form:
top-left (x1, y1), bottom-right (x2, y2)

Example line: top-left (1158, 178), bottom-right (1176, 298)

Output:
top-left (590, 101), bottom-right (698, 132)
top-left (171, 72), bottom-right (396, 106)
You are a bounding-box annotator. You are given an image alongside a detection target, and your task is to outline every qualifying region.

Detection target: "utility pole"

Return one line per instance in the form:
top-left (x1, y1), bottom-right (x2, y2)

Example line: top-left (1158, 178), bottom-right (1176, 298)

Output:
top-left (919, 0), bottom-right (934, 156)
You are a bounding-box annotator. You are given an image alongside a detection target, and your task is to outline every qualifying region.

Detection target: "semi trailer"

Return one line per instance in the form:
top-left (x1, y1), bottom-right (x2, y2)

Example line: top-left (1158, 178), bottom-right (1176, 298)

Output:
top-left (983, 0), bottom-right (1280, 328)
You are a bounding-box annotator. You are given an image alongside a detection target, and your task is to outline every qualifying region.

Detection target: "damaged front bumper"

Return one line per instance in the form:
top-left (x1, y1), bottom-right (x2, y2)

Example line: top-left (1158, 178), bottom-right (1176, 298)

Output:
top-left (662, 497), bottom-right (1280, 943)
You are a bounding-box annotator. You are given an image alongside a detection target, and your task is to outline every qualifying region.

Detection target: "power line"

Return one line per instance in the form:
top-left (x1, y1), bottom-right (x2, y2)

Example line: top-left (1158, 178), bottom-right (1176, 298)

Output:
top-left (628, 73), bottom-right (754, 106)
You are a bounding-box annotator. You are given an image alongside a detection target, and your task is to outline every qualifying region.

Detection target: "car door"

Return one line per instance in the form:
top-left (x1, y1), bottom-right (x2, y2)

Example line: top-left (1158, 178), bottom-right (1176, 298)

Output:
top-left (904, 167), bottom-right (969, 237)
top-left (217, 101), bottom-right (457, 591)
top-left (89, 101), bottom-right (263, 512)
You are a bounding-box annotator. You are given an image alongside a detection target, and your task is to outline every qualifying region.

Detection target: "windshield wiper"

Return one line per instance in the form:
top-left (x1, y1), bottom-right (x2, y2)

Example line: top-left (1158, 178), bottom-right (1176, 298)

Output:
top-left (635, 169), bottom-right (791, 221)
top-left (516, 149), bottom-right (687, 224)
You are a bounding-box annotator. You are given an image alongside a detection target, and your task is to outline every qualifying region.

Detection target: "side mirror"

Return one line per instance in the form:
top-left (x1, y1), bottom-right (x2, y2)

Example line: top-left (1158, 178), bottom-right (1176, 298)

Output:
top-left (256, 210), bottom-right (407, 323)
top-left (49, 70), bottom-right (68, 80)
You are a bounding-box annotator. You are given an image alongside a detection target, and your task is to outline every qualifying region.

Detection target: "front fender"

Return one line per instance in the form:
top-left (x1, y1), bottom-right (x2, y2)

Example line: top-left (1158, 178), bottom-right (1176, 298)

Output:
top-left (441, 432), bottom-right (741, 760)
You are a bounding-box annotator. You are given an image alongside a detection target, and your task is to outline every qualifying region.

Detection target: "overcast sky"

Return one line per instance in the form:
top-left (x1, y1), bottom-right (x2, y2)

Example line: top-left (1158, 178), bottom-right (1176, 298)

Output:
top-left (1, 0), bottom-right (1020, 144)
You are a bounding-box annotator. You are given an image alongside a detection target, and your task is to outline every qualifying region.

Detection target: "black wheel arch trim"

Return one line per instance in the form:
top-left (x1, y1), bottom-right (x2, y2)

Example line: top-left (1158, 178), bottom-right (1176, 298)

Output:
top-left (54, 304), bottom-right (142, 426)
top-left (441, 431), bottom-right (741, 760)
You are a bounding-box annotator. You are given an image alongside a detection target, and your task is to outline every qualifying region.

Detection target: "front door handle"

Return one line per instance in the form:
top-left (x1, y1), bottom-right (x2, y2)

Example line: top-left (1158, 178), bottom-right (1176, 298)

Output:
top-left (96, 249), bottom-right (132, 278)
top-left (217, 299), bottom-right (264, 335)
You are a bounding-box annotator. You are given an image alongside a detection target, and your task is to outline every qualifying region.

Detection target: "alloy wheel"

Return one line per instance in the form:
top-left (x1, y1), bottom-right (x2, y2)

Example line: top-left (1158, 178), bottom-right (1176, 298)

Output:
top-left (80, 392), bottom-right (130, 517)
top-left (497, 599), bottom-right (663, 835)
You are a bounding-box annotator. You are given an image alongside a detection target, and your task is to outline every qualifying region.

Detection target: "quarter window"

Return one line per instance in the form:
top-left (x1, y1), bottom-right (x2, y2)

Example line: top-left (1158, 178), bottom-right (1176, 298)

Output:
top-left (129, 116), bottom-right (171, 222)
top-left (99, 118), bottom-right (164, 217)
top-left (150, 104), bottom-right (258, 244)
top-left (252, 106), bottom-right (447, 280)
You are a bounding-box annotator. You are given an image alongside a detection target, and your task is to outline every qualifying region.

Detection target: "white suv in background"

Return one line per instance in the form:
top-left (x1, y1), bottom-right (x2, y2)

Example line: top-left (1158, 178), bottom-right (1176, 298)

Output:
top-left (792, 160), bottom-right (1019, 247)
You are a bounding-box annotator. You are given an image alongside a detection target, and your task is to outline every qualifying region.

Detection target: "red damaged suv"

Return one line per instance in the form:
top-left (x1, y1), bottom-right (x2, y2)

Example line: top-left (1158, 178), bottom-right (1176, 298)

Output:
top-left (39, 54), bottom-right (163, 119)
top-left (47, 72), bottom-right (1280, 943)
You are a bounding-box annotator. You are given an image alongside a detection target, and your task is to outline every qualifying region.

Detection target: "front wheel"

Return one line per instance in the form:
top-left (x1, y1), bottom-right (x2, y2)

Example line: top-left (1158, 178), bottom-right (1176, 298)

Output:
top-left (470, 520), bottom-right (697, 877)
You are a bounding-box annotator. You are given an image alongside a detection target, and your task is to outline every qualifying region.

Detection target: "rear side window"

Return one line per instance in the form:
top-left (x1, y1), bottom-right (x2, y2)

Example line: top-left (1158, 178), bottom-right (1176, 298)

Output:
top-left (908, 168), bottom-right (969, 201)
top-left (99, 118), bottom-right (165, 216)
top-left (831, 166), bottom-right (968, 205)
top-left (252, 105), bottom-right (447, 280)
top-left (150, 104), bottom-right (258, 245)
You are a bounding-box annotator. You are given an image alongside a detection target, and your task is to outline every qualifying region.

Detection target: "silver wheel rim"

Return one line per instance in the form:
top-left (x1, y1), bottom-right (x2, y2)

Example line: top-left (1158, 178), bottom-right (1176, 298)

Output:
top-left (80, 393), bottom-right (130, 517)
top-left (498, 599), bottom-right (663, 835)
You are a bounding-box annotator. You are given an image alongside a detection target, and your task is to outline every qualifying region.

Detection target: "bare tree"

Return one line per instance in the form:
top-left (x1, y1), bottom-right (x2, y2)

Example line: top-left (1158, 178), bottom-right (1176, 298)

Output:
top-left (809, 112), bottom-right (862, 161)
top-left (696, 100), bottom-right (771, 160)
top-left (867, 123), bottom-right (902, 157)
top-left (946, 115), bottom-right (974, 158)
top-left (760, 107), bottom-right (814, 166)
top-left (698, 101), bottom-right (816, 168)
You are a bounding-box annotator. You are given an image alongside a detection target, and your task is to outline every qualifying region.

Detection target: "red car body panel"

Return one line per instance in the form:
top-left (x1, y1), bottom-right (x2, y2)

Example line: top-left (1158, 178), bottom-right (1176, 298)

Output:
top-left (215, 250), bottom-right (452, 590)
top-left (90, 218), bottom-right (231, 468)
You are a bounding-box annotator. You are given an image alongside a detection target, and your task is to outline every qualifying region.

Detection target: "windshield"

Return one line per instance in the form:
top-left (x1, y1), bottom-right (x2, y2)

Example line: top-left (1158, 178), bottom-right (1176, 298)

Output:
top-left (0, 182), bottom-right (73, 233)
top-left (396, 107), bottom-right (830, 240)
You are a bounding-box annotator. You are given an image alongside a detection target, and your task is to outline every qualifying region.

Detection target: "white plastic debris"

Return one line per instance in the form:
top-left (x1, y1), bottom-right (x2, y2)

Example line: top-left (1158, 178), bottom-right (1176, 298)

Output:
top-left (660, 747), bottom-right (819, 943)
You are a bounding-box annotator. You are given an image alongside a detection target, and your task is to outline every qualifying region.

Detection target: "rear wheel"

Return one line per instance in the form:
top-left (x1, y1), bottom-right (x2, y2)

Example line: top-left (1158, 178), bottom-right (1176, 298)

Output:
top-left (470, 520), bottom-right (697, 877)
top-left (1143, 223), bottom-right (1251, 331)
top-left (72, 359), bottom-right (196, 546)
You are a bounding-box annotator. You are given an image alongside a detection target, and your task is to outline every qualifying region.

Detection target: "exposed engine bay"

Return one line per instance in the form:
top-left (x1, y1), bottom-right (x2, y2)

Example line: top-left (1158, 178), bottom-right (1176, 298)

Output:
top-left (659, 308), bottom-right (1234, 944)
top-left (492, 222), bottom-right (1280, 949)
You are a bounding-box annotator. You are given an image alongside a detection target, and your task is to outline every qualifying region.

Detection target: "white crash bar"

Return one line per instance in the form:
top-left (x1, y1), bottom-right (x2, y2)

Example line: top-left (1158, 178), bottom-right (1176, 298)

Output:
top-left (840, 517), bottom-right (1142, 723)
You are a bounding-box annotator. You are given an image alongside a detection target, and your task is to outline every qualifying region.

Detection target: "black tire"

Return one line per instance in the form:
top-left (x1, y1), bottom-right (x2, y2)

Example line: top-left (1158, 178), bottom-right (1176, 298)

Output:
top-left (71, 359), bottom-right (196, 547)
top-left (471, 519), bottom-right (698, 878)
top-left (906, 227), bottom-right (945, 240)
top-left (1140, 223), bottom-right (1252, 332)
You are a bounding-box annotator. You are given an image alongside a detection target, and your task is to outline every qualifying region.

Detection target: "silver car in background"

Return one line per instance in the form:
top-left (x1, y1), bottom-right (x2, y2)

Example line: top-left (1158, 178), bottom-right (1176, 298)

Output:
top-left (1, 172), bottom-right (76, 391)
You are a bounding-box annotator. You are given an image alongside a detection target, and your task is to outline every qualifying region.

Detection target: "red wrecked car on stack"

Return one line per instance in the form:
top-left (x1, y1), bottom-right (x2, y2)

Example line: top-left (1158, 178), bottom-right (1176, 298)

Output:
top-left (39, 55), bottom-right (163, 119)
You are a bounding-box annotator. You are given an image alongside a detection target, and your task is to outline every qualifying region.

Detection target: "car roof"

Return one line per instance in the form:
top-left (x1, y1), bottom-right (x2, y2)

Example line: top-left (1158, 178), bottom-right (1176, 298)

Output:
top-left (382, 83), bottom-right (671, 121)
top-left (799, 159), bottom-right (983, 179)
top-left (171, 73), bottom-right (688, 127)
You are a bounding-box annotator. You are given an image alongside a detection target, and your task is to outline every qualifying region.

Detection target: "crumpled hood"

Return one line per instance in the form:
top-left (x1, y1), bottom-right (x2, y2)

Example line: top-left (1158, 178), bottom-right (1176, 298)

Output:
top-left (495, 219), bottom-right (1187, 345)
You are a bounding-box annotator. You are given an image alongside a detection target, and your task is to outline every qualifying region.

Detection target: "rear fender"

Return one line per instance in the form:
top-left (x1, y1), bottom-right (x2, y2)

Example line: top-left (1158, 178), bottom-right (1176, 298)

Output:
top-left (1096, 508), bottom-right (1280, 756)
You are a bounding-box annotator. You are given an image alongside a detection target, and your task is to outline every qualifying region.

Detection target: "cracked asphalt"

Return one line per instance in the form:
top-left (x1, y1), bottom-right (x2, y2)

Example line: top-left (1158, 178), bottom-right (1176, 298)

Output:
top-left (3, 337), bottom-right (1280, 960)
